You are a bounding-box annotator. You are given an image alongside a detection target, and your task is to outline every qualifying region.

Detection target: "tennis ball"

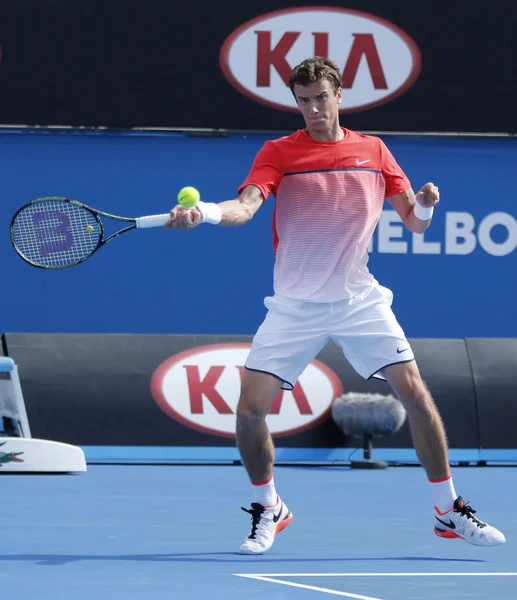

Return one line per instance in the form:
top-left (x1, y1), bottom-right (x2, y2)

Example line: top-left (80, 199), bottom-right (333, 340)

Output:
top-left (87, 225), bottom-right (94, 233)
top-left (178, 186), bottom-right (200, 209)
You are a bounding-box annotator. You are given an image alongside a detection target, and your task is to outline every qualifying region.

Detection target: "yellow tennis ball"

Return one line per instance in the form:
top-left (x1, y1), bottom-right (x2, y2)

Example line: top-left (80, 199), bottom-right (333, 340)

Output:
top-left (87, 224), bottom-right (94, 233)
top-left (178, 186), bottom-right (200, 209)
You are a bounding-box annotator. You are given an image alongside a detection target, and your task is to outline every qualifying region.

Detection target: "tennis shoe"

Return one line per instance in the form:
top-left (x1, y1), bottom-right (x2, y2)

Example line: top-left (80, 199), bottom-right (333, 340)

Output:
top-left (239, 495), bottom-right (292, 554)
top-left (434, 496), bottom-right (506, 546)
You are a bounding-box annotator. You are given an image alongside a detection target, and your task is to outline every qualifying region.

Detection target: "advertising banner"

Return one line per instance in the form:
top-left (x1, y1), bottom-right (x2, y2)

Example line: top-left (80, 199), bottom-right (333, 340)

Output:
top-left (0, 1), bottom-right (515, 132)
top-left (2, 333), bottom-right (483, 454)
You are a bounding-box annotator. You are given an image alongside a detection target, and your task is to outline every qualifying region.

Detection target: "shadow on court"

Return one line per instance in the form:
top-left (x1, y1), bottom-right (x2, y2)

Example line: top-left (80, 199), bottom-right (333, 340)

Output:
top-left (0, 553), bottom-right (487, 566)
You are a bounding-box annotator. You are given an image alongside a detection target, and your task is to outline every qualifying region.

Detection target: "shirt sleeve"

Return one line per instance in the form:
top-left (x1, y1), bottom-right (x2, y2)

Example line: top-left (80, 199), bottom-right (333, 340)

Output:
top-left (379, 139), bottom-right (411, 197)
top-left (238, 140), bottom-right (283, 200)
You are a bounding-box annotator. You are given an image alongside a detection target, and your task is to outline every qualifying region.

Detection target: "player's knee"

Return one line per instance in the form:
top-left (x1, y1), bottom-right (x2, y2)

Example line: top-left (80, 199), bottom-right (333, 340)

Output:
top-left (385, 362), bottom-right (431, 409)
top-left (399, 375), bottom-right (433, 412)
top-left (237, 369), bottom-right (282, 426)
top-left (236, 394), bottom-right (269, 426)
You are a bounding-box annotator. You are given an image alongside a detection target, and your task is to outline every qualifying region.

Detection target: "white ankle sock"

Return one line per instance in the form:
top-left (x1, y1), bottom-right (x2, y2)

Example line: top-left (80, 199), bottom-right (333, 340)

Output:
top-left (252, 475), bottom-right (277, 507)
top-left (430, 475), bottom-right (457, 512)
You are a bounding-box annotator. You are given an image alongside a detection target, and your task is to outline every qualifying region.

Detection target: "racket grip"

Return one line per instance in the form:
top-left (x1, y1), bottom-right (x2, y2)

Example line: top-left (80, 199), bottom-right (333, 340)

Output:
top-left (135, 214), bottom-right (171, 228)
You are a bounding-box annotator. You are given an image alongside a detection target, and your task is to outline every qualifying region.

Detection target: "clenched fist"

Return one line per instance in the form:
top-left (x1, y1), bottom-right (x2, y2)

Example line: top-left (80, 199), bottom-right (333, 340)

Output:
top-left (416, 182), bottom-right (440, 207)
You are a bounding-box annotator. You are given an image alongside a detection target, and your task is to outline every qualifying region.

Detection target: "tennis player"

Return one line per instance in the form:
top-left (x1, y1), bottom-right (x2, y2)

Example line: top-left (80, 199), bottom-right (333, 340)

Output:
top-left (166, 57), bottom-right (505, 554)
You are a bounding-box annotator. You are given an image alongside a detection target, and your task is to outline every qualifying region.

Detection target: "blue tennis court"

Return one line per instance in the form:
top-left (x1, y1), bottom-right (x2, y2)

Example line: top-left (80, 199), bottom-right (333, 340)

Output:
top-left (2, 464), bottom-right (514, 599)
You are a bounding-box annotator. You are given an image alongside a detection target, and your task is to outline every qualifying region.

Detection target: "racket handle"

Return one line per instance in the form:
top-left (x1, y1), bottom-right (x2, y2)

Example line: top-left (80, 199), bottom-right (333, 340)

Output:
top-left (135, 214), bottom-right (171, 228)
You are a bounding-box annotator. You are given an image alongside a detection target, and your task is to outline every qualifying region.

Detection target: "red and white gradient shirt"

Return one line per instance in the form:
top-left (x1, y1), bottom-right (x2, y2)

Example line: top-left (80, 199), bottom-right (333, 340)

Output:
top-left (238, 128), bottom-right (410, 301)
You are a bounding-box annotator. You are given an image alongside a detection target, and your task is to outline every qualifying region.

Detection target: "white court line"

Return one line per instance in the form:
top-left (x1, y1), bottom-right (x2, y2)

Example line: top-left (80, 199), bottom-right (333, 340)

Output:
top-left (234, 573), bottom-right (517, 599)
top-left (235, 574), bottom-right (382, 600)
top-left (236, 572), bottom-right (517, 577)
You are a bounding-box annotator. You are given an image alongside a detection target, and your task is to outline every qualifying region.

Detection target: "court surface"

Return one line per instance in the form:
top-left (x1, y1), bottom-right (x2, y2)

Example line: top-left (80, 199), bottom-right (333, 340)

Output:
top-left (2, 464), bottom-right (515, 599)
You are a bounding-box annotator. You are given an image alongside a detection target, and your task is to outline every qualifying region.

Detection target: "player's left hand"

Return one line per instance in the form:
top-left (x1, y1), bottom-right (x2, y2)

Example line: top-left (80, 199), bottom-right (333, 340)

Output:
top-left (416, 182), bottom-right (440, 207)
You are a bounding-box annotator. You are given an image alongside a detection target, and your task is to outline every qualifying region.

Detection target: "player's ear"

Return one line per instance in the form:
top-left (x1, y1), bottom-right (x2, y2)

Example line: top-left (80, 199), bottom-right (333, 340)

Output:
top-left (336, 87), bottom-right (342, 104)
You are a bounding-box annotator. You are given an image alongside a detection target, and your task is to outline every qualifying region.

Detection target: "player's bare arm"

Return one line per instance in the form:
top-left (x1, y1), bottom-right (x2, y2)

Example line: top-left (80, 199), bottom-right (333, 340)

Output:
top-left (387, 182), bottom-right (440, 234)
top-left (216, 184), bottom-right (265, 227)
top-left (165, 184), bottom-right (264, 230)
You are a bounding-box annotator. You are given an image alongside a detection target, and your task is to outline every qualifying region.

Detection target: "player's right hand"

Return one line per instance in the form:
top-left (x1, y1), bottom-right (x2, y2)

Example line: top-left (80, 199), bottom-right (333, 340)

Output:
top-left (165, 205), bottom-right (202, 231)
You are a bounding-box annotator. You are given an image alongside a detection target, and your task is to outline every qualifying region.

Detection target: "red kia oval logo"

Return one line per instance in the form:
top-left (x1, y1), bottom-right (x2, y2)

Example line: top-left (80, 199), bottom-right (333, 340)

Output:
top-left (151, 343), bottom-right (343, 438)
top-left (220, 6), bottom-right (421, 113)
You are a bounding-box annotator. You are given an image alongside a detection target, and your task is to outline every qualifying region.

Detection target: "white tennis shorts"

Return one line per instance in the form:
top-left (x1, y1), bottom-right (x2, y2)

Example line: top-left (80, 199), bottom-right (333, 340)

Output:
top-left (245, 282), bottom-right (414, 390)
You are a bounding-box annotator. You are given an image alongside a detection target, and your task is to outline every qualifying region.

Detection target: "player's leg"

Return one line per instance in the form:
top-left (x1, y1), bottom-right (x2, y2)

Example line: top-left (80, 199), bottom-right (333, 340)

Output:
top-left (381, 360), bottom-right (449, 481)
top-left (236, 369), bottom-right (282, 490)
top-left (332, 283), bottom-right (448, 479)
top-left (237, 295), bottom-right (329, 554)
top-left (236, 369), bottom-right (293, 555)
top-left (332, 282), bottom-right (505, 546)
top-left (382, 360), bottom-right (505, 546)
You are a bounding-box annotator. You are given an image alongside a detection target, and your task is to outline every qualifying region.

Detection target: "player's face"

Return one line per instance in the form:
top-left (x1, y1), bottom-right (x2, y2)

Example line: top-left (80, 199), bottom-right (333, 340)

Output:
top-left (293, 80), bottom-right (342, 132)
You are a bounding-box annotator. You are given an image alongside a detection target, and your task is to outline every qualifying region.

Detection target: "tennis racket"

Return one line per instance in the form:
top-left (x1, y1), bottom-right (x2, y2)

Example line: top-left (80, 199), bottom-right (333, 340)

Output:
top-left (10, 196), bottom-right (172, 269)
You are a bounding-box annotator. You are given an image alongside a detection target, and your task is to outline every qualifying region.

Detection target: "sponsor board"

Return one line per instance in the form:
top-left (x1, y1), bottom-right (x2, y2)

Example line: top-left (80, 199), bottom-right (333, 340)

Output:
top-left (220, 6), bottom-right (421, 113)
top-left (151, 343), bottom-right (343, 438)
top-left (0, 441), bottom-right (24, 467)
top-left (372, 211), bottom-right (517, 256)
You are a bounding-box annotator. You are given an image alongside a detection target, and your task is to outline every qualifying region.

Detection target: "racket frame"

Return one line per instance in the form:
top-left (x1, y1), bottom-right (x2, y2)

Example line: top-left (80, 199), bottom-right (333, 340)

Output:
top-left (10, 196), bottom-right (138, 269)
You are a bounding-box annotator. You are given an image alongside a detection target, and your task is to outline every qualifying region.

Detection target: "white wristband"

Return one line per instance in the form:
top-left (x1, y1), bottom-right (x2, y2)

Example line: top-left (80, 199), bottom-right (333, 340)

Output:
top-left (196, 200), bottom-right (222, 225)
top-left (414, 202), bottom-right (434, 221)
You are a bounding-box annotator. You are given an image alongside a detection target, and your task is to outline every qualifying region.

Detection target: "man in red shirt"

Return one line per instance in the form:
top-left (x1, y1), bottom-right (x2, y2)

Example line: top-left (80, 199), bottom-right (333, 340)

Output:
top-left (166, 57), bottom-right (505, 554)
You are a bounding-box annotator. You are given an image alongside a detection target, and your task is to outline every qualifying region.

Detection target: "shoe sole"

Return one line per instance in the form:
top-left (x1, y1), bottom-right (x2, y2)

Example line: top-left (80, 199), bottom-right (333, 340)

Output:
top-left (239, 511), bottom-right (293, 555)
top-left (434, 527), bottom-right (506, 547)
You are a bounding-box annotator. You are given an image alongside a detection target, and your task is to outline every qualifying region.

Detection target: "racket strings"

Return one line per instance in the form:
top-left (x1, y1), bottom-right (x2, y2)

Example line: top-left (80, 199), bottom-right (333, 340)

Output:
top-left (12, 200), bottom-right (100, 268)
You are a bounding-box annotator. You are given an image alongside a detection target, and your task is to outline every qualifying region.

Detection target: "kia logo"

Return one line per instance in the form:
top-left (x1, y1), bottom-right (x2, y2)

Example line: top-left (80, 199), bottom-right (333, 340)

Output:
top-left (220, 7), bottom-right (421, 113)
top-left (151, 343), bottom-right (343, 438)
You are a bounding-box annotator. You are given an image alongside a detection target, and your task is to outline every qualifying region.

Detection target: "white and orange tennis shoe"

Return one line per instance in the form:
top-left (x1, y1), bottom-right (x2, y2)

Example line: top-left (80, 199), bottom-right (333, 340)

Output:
top-left (434, 496), bottom-right (506, 546)
top-left (239, 496), bottom-right (292, 554)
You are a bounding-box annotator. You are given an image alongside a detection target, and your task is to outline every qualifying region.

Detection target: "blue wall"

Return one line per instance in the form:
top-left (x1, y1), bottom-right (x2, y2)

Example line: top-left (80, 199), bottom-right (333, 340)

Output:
top-left (1, 128), bottom-right (516, 338)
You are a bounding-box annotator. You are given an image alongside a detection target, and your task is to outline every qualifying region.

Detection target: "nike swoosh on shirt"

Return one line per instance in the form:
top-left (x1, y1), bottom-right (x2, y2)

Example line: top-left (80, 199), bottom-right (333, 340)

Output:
top-left (435, 516), bottom-right (456, 529)
top-left (273, 502), bottom-right (284, 523)
top-left (397, 348), bottom-right (409, 354)
top-left (356, 159), bottom-right (371, 165)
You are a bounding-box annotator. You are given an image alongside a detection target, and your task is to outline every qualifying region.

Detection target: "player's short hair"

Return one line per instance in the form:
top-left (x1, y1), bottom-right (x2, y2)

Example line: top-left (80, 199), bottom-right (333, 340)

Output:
top-left (289, 57), bottom-right (342, 96)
